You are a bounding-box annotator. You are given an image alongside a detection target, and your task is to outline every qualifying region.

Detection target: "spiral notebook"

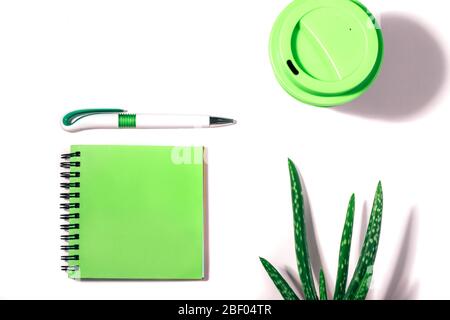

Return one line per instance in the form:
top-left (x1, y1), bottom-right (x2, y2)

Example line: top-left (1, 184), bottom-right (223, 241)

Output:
top-left (60, 145), bottom-right (205, 280)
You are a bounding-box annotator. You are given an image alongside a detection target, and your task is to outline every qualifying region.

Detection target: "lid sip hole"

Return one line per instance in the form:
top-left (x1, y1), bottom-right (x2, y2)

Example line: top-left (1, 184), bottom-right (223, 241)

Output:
top-left (287, 60), bottom-right (299, 75)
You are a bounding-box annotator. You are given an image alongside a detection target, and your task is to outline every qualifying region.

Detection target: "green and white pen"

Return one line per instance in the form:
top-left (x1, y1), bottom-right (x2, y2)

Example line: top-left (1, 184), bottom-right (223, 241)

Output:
top-left (61, 109), bottom-right (236, 132)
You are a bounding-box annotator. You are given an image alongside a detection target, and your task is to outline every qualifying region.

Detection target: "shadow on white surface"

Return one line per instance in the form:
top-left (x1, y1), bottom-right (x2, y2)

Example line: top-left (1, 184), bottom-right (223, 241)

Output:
top-left (285, 266), bottom-right (305, 299)
top-left (358, 201), bottom-right (369, 253)
top-left (382, 209), bottom-right (418, 300)
top-left (335, 13), bottom-right (447, 121)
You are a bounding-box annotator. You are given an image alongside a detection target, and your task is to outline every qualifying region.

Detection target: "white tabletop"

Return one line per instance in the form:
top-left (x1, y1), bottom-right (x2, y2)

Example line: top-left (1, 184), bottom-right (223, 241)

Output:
top-left (0, 0), bottom-right (447, 299)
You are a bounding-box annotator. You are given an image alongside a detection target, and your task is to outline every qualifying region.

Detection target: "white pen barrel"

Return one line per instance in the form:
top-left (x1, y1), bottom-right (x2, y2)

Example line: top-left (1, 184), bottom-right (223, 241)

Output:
top-left (62, 113), bottom-right (213, 132)
top-left (62, 114), bottom-right (118, 132)
top-left (136, 114), bottom-right (210, 129)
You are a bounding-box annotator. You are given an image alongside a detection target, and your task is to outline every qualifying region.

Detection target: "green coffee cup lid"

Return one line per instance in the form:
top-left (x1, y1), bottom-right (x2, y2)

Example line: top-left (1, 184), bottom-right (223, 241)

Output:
top-left (270, 0), bottom-right (384, 107)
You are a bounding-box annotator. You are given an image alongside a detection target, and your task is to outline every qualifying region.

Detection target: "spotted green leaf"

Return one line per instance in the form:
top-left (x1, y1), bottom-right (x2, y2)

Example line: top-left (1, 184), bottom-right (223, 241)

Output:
top-left (333, 194), bottom-right (355, 300)
top-left (319, 269), bottom-right (328, 300)
top-left (288, 159), bottom-right (318, 300)
top-left (259, 257), bottom-right (299, 300)
top-left (354, 266), bottom-right (373, 300)
top-left (345, 182), bottom-right (383, 299)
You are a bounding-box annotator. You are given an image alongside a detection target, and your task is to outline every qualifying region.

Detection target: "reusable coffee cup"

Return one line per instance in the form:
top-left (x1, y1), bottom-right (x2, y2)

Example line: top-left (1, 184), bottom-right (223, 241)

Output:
top-left (270, 0), bottom-right (384, 107)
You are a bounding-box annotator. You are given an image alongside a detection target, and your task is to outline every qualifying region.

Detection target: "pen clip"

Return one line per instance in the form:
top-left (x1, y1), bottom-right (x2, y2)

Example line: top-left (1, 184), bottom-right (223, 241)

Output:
top-left (62, 108), bottom-right (126, 126)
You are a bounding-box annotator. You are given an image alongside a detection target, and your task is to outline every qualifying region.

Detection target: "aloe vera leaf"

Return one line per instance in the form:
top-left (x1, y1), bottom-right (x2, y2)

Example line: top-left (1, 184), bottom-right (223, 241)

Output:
top-left (354, 266), bottom-right (374, 300)
top-left (345, 182), bottom-right (383, 299)
top-left (333, 194), bottom-right (356, 300)
top-left (288, 159), bottom-right (318, 300)
top-left (319, 269), bottom-right (328, 300)
top-left (259, 257), bottom-right (299, 300)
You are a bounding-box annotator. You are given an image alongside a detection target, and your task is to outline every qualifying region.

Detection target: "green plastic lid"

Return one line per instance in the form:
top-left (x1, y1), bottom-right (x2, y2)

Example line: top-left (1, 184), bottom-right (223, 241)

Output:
top-left (270, 0), bottom-right (383, 107)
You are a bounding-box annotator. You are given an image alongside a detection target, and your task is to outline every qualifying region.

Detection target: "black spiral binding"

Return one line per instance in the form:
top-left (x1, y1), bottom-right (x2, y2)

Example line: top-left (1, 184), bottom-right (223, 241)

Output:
top-left (60, 151), bottom-right (81, 274)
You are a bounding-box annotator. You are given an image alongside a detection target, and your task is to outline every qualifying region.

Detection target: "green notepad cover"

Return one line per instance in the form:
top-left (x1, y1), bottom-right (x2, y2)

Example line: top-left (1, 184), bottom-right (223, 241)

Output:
top-left (66, 145), bottom-right (205, 279)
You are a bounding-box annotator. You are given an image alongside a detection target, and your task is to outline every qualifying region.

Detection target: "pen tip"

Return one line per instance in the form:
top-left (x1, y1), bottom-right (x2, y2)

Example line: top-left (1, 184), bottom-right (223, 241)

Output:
top-left (210, 116), bottom-right (236, 127)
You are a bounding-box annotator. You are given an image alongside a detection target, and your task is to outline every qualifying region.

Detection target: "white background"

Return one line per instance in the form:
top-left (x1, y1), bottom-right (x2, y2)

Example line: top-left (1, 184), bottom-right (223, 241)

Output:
top-left (0, 0), bottom-right (448, 300)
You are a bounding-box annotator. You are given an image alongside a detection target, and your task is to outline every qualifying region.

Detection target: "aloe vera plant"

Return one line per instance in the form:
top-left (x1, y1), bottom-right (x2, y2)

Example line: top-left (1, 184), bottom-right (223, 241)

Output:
top-left (260, 159), bottom-right (383, 300)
